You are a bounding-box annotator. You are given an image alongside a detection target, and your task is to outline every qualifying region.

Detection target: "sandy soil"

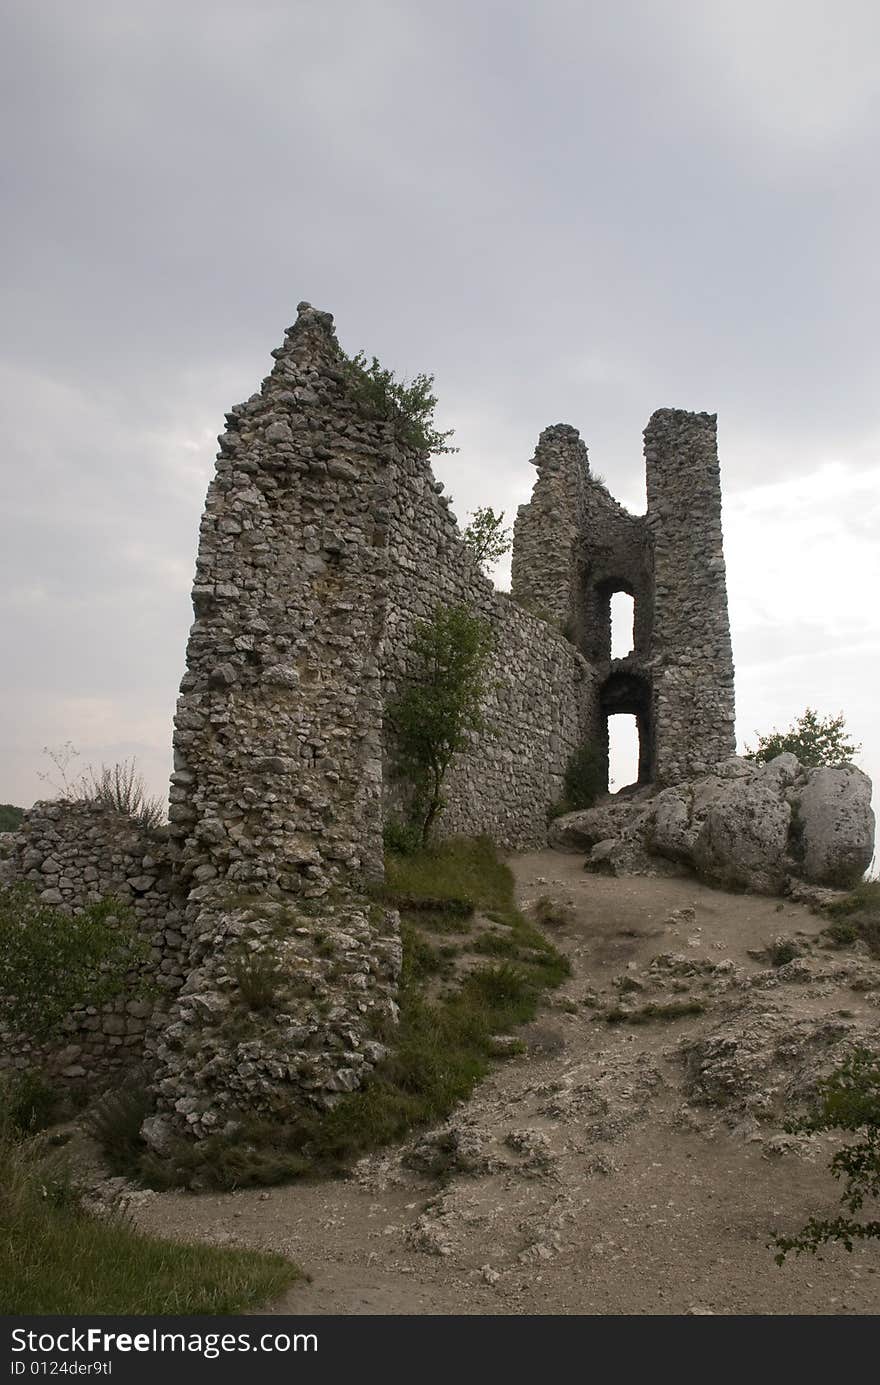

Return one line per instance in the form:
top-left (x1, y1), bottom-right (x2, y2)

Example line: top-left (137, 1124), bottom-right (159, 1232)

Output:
top-left (134, 852), bottom-right (880, 1315)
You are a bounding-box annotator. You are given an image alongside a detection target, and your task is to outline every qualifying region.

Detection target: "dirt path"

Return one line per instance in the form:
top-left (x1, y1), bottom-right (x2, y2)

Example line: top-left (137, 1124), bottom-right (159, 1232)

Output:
top-left (135, 852), bottom-right (880, 1315)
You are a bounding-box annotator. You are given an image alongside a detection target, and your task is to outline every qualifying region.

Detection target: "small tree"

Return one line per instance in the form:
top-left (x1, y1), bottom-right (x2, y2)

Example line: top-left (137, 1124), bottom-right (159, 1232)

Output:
top-left (341, 350), bottom-right (457, 456)
top-left (773, 1047), bottom-right (880, 1262)
top-left (0, 885), bottom-right (147, 1040)
top-left (744, 708), bottom-right (861, 768)
top-left (388, 605), bottom-right (493, 845)
top-left (462, 507), bottom-right (512, 571)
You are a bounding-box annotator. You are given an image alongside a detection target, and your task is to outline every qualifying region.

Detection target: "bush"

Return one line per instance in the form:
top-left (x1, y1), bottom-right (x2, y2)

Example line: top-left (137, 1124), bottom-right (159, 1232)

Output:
top-left (230, 949), bottom-right (283, 1012)
top-left (388, 605), bottom-right (493, 845)
top-left (341, 349), bottom-right (457, 455)
top-left (0, 886), bottom-right (148, 1040)
top-left (0, 805), bottom-right (24, 834)
top-left (772, 1046), bottom-right (880, 1261)
top-left (84, 1086), bottom-right (152, 1174)
top-left (462, 507), bottom-right (512, 570)
top-left (382, 818), bottom-right (423, 856)
top-left (1, 1070), bottom-right (57, 1135)
top-left (745, 708), bottom-right (861, 768)
top-left (38, 746), bottom-right (165, 829)
top-left (549, 741), bottom-right (606, 818)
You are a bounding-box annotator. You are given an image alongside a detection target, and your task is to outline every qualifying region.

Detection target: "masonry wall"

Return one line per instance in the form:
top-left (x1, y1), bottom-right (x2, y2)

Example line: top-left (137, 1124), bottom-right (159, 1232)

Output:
top-left (383, 436), bottom-right (596, 848)
top-left (0, 802), bottom-right (183, 1084)
top-left (644, 409), bottom-right (736, 784)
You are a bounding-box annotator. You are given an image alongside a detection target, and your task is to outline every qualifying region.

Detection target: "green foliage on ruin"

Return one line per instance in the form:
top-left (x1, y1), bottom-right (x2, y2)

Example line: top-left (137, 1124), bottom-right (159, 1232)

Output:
top-left (744, 708), bottom-right (861, 768)
top-left (462, 506), bottom-right (512, 570)
top-left (340, 348), bottom-right (458, 455)
top-left (548, 740), bottom-right (606, 820)
top-left (0, 885), bottom-right (147, 1040)
top-left (38, 745), bottom-right (166, 830)
top-left (0, 805), bottom-right (24, 833)
top-left (772, 1046), bottom-right (880, 1262)
top-left (388, 604), bottom-right (494, 846)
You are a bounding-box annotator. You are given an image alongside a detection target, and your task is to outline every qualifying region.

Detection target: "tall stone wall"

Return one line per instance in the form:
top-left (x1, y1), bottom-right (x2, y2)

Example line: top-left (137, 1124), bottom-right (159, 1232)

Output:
top-left (644, 409), bottom-right (736, 784)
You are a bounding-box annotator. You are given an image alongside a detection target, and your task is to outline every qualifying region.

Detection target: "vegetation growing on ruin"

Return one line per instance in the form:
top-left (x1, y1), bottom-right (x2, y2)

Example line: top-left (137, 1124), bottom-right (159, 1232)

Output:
top-left (548, 740), bottom-right (606, 819)
top-left (0, 804), bottom-right (23, 833)
top-left (38, 744), bottom-right (166, 830)
top-left (340, 348), bottom-right (458, 455)
top-left (387, 604), bottom-right (494, 845)
top-left (112, 838), bottom-right (568, 1192)
top-left (0, 1112), bottom-right (301, 1313)
top-left (744, 707), bottom-right (861, 768)
top-left (772, 1046), bottom-right (880, 1262)
top-left (0, 885), bottom-right (147, 1040)
top-left (462, 506), bottom-right (512, 570)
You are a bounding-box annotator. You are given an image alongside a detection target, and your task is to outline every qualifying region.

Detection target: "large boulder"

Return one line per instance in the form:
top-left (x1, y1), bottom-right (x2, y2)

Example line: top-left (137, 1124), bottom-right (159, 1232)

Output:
top-left (549, 754), bottom-right (874, 896)
top-left (797, 765), bottom-right (876, 887)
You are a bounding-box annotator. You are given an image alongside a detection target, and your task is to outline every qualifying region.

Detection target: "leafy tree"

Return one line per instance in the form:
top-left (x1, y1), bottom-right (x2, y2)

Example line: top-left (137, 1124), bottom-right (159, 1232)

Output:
top-left (388, 605), bottom-right (493, 845)
top-left (341, 350), bottom-right (457, 456)
top-left (462, 507), bottom-right (512, 571)
top-left (773, 1047), bottom-right (880, 1262)
top-left (744, 708), bottom-right (861, 768)
top-left (0, 885), bottom-right (147, 1040)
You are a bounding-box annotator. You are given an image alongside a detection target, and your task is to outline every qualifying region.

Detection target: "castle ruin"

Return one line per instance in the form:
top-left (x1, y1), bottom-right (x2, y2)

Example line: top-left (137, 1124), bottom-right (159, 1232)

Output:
top-left (1, 302), bottom-right (740, 1132)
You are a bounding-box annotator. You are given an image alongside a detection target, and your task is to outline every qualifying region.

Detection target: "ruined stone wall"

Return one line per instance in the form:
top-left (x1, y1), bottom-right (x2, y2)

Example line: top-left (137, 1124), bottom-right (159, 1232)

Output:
top-left (0, 802), bottom-right (183, 1084)
top-left (383, 440), bottom-right (596, 847)
top-left (644, 409), bottom-right (736, 784)
top-left (510, 424), bottom-right (589, 631)
top-left (510, 409), bottom-right (735, 790)
top-left (153, 305), bottom-right (403, 1138)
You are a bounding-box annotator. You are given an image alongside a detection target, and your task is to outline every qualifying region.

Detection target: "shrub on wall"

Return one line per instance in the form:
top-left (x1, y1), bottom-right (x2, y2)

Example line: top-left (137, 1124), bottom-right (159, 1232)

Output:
top-left (340, 349), bottom-right (457, 456)
top-left (549, 741), bottom-right (606, 819)
top-left (0, 885), bottom-right (147, 1041)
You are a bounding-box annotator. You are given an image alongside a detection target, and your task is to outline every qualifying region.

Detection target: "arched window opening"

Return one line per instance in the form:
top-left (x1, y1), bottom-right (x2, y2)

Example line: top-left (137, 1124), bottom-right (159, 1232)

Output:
top-left (610, 590), bottom-right (634, 660)
top-left (608, 712), bottom-right (639, 793)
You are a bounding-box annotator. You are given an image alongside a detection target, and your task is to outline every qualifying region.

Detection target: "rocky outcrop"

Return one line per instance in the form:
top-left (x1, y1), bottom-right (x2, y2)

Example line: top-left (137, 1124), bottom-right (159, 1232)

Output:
top-left (550, 754), bottom-right (875, 895)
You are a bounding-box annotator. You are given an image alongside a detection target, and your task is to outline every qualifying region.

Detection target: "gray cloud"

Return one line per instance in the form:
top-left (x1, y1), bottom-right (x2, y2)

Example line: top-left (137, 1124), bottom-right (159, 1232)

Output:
top-left (2, 1), bottom-right (878, 813)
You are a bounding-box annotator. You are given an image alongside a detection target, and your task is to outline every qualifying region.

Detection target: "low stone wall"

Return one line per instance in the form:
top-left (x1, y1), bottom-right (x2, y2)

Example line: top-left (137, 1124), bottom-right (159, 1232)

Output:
top-left (0, 801), bottom-right (184, 1084)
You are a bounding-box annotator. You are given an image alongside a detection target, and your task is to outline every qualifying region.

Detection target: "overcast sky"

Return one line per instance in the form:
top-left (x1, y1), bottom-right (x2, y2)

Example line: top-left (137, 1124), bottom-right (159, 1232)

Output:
top-left (2, 1), bottom-right (878, 835)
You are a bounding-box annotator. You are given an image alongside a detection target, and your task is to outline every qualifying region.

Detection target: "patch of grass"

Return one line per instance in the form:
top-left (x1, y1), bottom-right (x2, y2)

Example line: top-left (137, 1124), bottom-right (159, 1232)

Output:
top-left (230, 948), bottom-right (284, 1011)
top-left (600, 1000), bottom-right (706, 1025)
top-left (0, 1122), bottom-right (302, 1314)
top-left (1, 1070), bottom-right (57, 1135)
top-left (145, 837), bottom-right (569, 1190)
top-left (84, 1086), bottom-right (152, 1175)
top-left (380, 835), bottom-right (507, 913)
top-left (822, 882), bottom-right (880, 956)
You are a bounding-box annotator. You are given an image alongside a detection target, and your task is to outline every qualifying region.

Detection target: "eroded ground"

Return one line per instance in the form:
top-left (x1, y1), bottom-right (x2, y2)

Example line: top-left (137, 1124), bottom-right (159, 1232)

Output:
top-left (134, 852), bottom-right (880, 1315)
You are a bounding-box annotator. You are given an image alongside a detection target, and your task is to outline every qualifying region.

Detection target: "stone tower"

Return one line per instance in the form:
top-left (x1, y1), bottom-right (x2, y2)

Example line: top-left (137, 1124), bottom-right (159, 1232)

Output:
top-left (511, 410), bottom-right (735, 789)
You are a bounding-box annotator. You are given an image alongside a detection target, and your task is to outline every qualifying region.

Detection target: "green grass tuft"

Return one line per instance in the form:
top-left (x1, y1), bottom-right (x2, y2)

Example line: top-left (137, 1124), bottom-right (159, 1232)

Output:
top-left (0, 1124), bottom-right (302, 1314)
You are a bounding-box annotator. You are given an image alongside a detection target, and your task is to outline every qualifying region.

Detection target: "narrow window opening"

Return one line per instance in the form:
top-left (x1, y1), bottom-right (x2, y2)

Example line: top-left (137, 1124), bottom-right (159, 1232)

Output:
top-left (610, 591), bottom-right (635, 659)
top-left (608, 712), bottom-right (639, 792)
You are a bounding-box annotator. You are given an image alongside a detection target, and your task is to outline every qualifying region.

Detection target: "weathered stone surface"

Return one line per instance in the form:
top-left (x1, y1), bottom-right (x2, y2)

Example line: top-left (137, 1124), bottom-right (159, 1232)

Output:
top-left (512, 411), bottom-right (736, 791)
top-left (551, 755), bottom-right (874, 896)
top-left (797, 765), bottom-right (875, 888)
